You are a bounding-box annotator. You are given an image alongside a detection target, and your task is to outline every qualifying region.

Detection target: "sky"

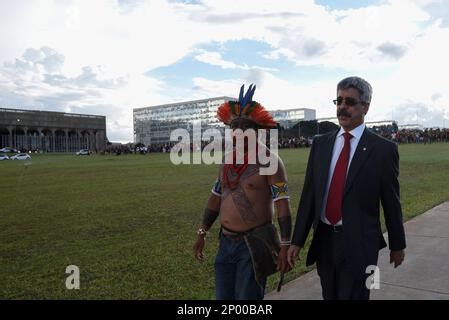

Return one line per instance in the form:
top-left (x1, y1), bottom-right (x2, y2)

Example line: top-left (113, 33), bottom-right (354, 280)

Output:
top-left (0, 0), bottom-right (448, 142)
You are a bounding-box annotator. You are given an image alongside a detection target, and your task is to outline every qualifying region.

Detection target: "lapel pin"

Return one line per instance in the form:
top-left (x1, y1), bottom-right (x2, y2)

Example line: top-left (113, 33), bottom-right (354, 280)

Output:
top-left (363, 147), bottom-right (367, 151)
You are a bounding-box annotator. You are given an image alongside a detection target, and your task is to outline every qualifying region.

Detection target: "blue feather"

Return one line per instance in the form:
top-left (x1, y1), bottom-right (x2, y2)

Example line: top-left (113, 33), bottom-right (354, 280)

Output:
top-left (238, 85), bottom-right (244, 106)
top-left (245, 84), bottom-right (253, 104)
top-left (248, 84), bottom-right (256, 102)
top-left (239, 83), bottom-right (256, 113)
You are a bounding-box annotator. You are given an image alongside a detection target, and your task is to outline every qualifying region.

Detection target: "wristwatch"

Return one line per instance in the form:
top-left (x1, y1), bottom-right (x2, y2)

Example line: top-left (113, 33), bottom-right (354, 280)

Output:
top-left (197, 228), bottom-right (207, 237)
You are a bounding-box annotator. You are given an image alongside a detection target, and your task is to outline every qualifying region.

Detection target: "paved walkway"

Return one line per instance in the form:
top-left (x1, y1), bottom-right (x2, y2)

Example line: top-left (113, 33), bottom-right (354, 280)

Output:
top-left (266, 201), bottom-right (449, 300)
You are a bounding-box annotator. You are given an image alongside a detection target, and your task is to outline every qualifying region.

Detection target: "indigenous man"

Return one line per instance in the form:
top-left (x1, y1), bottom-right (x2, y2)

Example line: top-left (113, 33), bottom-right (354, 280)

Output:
top-left (193, 84), bottom-right (292, 300)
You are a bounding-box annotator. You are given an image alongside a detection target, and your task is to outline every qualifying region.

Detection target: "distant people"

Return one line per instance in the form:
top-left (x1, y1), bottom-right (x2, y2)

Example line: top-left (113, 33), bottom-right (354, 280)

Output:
top-left (288, 76), bottom-right (406, 300)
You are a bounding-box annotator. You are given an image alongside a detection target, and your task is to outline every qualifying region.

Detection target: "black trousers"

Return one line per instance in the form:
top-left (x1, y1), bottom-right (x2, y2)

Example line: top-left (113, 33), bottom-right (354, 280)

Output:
top-left (315, 222), bottom-right (370, 300)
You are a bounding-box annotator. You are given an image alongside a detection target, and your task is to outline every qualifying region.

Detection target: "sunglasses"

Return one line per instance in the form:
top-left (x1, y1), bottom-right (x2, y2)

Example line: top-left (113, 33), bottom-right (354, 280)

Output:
top-left (333, 97), bottom-right (363, 106)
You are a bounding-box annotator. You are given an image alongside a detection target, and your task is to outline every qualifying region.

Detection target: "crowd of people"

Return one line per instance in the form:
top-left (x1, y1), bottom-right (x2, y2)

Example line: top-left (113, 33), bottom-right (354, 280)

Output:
top-left (405, 128), bottom-right (449, 143)
top-left (371, 126), bottom-right (449, 144)
top-left (112, 127), bottom-right (449, 155)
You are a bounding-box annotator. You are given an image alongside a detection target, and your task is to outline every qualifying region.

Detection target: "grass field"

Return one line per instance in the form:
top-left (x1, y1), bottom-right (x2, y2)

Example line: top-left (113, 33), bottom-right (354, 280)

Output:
top-left (1, 143), bottom-right (449, 299)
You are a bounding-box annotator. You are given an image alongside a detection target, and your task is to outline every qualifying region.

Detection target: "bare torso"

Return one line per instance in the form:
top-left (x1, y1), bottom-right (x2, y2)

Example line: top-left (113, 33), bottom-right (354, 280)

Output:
top-left (219, 164), bottom-right (274, 232)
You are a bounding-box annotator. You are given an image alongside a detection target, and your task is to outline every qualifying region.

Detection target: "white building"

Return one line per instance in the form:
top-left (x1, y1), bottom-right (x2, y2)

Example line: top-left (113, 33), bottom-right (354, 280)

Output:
top-left (398, 124), bottom-right (423, 130)
top-left (317, 117), bottom-right (339, 125)
top-left (271, 108), bottom-right (316, 129)
top-left (134, 98), bottom-right (316, 145)
top-left (133, 96), bottom-right (234, 145)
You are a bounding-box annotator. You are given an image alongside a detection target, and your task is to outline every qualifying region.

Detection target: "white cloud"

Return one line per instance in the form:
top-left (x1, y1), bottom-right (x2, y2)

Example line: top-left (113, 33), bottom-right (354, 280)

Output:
top-left (195, 51), bottom-right (247, 70)
top-left (0, 0), bottom-right (442, 72)
top-left (194, 51), bottom-right (278, 71)
top-left (191, 71), bottom-right (337, 117)
top-left (0, 0), bottom-right (448, 143)
top-left (0, 46), bottom-right (166, 142)
top-left (187, 0), bottom-right (449, 126)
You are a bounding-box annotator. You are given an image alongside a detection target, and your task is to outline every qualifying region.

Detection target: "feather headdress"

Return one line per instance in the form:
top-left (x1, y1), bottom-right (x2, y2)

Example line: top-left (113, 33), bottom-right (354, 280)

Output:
top-left (216, 84), bottom-right (277, 128)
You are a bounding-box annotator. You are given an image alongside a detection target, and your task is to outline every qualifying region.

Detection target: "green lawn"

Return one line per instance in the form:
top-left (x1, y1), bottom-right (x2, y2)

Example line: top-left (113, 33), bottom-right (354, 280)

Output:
top-left (1, 143), bottom-right (449, 299)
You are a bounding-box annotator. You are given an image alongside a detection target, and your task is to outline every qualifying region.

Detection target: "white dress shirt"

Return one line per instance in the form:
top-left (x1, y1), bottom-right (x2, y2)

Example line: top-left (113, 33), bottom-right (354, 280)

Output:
top-left (320, 123), bottom-right (366, 225)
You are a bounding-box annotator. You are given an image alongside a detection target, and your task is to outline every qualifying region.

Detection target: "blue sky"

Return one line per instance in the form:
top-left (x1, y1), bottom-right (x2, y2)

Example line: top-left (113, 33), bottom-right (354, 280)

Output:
top-left (147, 38), bottom-right (352, 103)
top-left (0, 0), bottom-right (448, 142)
top-left (316, 0), bottom-right (380, 10)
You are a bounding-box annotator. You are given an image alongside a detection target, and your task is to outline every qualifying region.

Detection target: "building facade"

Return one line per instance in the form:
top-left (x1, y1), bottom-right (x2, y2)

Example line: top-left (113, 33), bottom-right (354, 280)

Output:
top-left (317, 118), bottom-right (399, 129)
top-left (398, 124), bottom-right (423, 130)
top-left (133, 97), bottom-right (234, 145)
top-left (366, 120), bottom-right (397, 128)
top-left (0, 108), bottom-right (107, 152)
top-left (317, 116), bottom-right (340, 125)
top-left (134, 98), bottom-right (317, 145)
top-left (271, 108), bottom-right (316, 129)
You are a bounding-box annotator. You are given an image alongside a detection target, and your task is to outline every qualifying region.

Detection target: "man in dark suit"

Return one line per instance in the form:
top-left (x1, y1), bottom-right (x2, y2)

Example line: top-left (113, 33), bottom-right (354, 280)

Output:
top-left (287, 76), bottom-right (406, 300)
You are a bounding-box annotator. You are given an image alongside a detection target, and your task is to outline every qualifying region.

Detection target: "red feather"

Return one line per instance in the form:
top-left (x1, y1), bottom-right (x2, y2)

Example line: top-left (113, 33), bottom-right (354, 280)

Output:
top-left (216, 102), bottom-right (233, 124)
top-left (216, 101), bottom-right (277, 128)
top-left (249, 104), bottom-right (277, 128)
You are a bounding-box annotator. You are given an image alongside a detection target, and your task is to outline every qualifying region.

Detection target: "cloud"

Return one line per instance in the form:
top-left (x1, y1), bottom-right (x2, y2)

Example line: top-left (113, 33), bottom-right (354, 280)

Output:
top-left (117, 0), bottom-right (147, 13)
top-left (1, 46), bottom-right (127, 92)
top-left (22, 47), bottom-right (65, 73)
top-left (194, 51), bottom-right (246, 70)
top-left (411, 0), bottom-right (449, 26)
top-left (191, 77), bottom-right (241, 98)
top-left (271, 1), bottom-right (430, 69)
top-left (1, 0), bottom-right (449, 142)
top-left (288, 37), bottom-right (327, 60)
top-left (390, 102), bottom-right (449, 127)
top-left (0, 46), bottom-right (164, 142)
top-left (302, 38), bottom-right (327, 58)
top-left (431, 93), bottom-right (442, 101)
top-left (194, 50), bottom-right (278, 71)
top-left (191, 71), bottom-right (337, 116)
top-left (377, 42), bottom-right (407, 59)
top-left (0, 0), bottom-right (437, 73)
top-left (0, 0), bottom-right (207, 76)
top-left (189, 60), bottom-right (449, 129)
top-left (190, 11), bottom-right (305, 24)
top-left (242, 69), bottom-right (267, 88)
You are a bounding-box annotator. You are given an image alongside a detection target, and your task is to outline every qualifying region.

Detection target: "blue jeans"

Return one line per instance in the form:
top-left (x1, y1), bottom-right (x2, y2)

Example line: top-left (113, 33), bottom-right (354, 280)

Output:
top-left (215, 232), bottom-right (266, 300)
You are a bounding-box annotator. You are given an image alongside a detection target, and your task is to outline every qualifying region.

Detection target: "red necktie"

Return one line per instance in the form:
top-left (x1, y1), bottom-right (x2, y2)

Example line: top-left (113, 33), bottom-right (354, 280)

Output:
top-left (325, 131), bottom-right (353, 225)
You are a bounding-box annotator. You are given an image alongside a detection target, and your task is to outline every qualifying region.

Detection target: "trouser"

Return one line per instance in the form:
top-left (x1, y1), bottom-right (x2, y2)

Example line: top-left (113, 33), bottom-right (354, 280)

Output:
top-left (214, 230), bottom-right (266, 300)
top-left (315, 222), bottom-right (370, 300)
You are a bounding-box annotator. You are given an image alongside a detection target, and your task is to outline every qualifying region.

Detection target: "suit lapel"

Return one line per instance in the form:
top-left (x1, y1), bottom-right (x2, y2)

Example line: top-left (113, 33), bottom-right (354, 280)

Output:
top-left (317, 130), bottom-right (338, 201)
top-left (344, 128), bottom-right (375, 196)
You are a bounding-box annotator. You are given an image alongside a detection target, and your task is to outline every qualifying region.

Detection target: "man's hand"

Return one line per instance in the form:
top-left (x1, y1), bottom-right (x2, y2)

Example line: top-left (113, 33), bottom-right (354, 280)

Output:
top-left (193, 236), bottom-right (206, 262)
top-left (287, 245), bottom-right (301, 268)
top-left (277, 246), bottom-right (292, 273)
top-left (390, 249), bottom-right (405, 268)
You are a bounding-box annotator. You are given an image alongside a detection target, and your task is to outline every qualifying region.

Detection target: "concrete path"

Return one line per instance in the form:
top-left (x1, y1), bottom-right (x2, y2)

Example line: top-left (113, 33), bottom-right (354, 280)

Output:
top-left (266, 201), bottom-right (449, 300)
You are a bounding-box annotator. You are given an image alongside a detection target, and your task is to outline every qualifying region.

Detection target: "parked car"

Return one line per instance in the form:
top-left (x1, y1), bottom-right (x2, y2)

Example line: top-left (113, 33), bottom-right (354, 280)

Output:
top-left (10, 153), bottom-right (31, 160)
top-left (0, 154), bottom-right (9, 161)
top-left (0, 147), bottom-right (18, 153)
top-left (76, 149), bottom-right (91, 155)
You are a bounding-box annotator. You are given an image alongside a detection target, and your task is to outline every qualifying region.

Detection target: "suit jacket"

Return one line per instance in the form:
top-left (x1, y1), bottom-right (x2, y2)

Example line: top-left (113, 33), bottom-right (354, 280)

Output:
top-left (292, 127), bottom-right (406, 276)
